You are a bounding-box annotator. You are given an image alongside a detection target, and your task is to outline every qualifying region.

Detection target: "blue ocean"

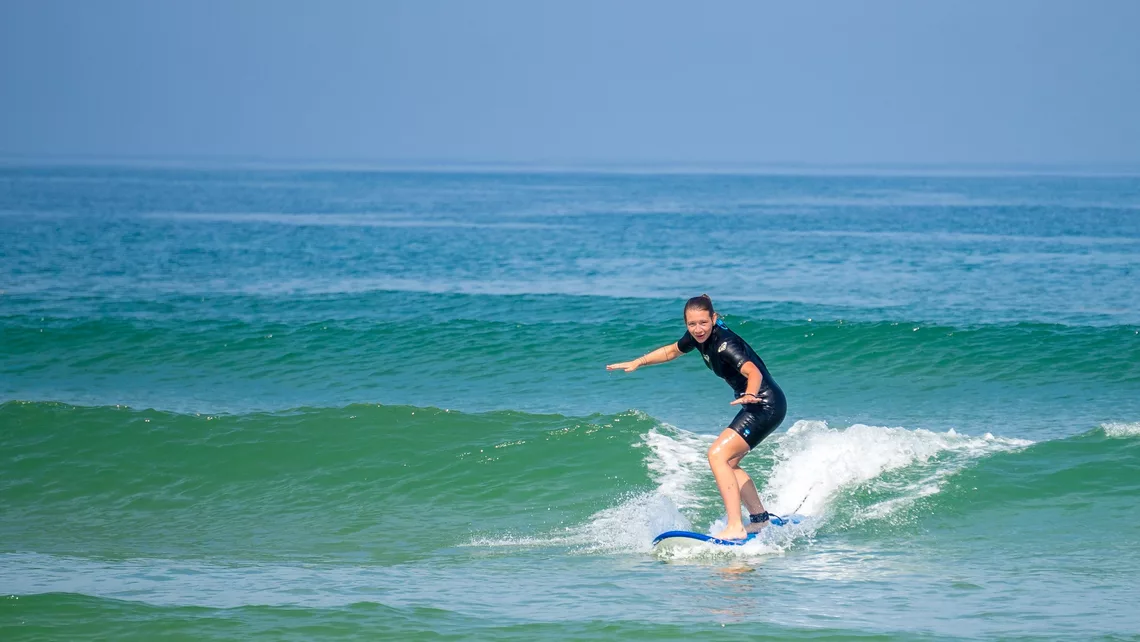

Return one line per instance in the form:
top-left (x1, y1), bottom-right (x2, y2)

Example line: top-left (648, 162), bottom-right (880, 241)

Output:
top-left (2, 165), bottom-right (1139, 640)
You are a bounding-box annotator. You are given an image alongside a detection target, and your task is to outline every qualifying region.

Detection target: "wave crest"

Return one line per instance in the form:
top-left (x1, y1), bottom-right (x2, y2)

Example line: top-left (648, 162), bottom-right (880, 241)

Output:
top-left (1102, 422), bottom-right (1140, 438)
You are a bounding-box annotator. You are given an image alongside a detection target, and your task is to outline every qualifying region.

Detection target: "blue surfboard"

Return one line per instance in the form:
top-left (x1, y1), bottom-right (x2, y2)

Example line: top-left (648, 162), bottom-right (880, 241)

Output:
top-left (652, 514), bottom-right (803, 547)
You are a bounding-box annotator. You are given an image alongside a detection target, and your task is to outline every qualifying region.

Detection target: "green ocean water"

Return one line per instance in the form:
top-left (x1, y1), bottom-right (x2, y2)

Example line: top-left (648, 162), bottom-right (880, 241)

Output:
top-left (2, 166), bottom-right (1140, 639)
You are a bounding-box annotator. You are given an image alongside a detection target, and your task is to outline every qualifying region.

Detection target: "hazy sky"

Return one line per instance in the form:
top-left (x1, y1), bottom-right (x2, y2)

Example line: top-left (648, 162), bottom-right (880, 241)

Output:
top-left (2, 0), bottom-right (1138, 167)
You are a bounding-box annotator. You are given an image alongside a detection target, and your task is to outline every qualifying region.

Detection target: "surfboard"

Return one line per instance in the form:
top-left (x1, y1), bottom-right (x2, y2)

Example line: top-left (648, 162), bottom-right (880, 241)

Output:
top-left (652, 514), bottom-right (803, 547)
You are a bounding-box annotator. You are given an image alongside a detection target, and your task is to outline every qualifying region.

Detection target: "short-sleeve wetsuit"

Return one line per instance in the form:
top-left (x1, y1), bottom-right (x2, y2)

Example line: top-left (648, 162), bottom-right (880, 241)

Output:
top-left (677, 320), bottom-right (787, 449)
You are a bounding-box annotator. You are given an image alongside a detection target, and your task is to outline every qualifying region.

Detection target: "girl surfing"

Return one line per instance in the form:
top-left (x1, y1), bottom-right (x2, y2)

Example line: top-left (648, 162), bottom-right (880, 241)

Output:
top-left (606, 294), bottom-right (787, 541)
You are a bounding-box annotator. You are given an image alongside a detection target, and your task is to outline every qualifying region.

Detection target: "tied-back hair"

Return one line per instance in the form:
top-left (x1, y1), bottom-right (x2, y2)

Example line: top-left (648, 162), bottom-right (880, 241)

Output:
top-left (684, 293), bottom-right (715, 318)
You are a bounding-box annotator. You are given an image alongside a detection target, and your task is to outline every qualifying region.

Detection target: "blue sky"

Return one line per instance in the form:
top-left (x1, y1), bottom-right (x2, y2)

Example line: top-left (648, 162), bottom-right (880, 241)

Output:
top-left (2, 0), bottom-right (1138, 167)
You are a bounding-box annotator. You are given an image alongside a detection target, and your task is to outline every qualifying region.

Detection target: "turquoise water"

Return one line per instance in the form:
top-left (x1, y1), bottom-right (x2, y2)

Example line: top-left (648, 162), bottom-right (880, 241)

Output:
top-left (2, 166), bottom-right (1139, 640)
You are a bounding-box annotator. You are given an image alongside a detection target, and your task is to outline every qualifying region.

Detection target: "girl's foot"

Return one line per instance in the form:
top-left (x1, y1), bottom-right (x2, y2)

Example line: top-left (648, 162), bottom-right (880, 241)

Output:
top-left (713, 526), bottom-right (747, 540)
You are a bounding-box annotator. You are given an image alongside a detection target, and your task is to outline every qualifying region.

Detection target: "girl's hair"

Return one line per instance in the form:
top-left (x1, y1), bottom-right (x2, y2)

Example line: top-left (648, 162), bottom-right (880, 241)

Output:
top-left (684, 293), bottom-right (715, 318)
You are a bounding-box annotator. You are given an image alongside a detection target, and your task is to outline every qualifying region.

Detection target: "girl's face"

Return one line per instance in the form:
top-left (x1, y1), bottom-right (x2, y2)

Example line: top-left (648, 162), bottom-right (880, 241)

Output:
top-left (685, 309), bottom-right (717, 344)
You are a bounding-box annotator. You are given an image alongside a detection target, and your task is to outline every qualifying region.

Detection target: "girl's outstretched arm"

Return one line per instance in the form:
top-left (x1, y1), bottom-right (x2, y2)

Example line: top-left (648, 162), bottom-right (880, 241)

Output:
top-left (606, 343), bottom-right (682, 373)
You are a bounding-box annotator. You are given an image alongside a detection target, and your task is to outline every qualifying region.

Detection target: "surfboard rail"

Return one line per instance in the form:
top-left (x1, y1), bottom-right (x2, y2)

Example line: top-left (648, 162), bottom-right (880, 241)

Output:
top-left (652, 515), bottom-right (803, 547)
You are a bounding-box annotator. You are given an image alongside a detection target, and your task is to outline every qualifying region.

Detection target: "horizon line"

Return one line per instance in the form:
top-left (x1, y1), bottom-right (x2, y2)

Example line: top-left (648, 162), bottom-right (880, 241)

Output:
top-left (2, 153), bottom-right (1140, 178)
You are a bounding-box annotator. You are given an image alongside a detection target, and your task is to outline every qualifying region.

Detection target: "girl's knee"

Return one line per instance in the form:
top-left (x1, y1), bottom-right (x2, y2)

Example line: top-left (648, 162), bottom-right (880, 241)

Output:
top-left (707, 443), bottom-right (726, 465)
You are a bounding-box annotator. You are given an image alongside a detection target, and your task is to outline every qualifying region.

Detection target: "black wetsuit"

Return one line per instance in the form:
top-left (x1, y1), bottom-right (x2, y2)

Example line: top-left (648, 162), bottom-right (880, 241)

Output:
top-left (677, 321), bottom-right (787, 449)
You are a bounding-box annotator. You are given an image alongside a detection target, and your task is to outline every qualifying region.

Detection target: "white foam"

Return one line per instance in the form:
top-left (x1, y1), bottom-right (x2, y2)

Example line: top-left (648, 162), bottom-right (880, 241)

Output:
top-left (463, 424), bottom-right (698, 553)
top-left (470, 426), bottom-right (709, 554)
top-left (651, 534), bottom-right (785, 561)
top-left (572, 492), bottom-right (692, 554)
top-left (466, 491), bottom-right (691, 554)
top-left (1102, 422), bottom-right (1140, 438)
top-left (762, 421), bottom-right (1033, 519)
top-left (642, 425), bottom-right (711, 510)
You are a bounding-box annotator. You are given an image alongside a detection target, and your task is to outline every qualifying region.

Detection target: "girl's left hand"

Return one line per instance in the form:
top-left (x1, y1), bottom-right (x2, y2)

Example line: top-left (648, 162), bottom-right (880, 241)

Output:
top-left (730, 394), bottom-right (759, 405)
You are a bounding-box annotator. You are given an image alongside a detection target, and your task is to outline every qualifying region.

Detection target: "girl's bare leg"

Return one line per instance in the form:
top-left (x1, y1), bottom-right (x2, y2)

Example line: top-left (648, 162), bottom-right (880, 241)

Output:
top-left (707, 429), bottom-right (752, 540)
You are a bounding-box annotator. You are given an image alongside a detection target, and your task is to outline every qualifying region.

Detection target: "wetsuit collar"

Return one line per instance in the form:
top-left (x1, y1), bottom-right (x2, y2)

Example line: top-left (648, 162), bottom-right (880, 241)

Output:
top-left (706, 323), bottom-right (724, 347)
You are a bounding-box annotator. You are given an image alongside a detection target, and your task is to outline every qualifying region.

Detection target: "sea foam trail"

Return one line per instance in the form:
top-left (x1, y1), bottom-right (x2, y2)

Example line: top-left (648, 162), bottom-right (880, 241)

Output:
top-left (763, 421), bottom-right (1033, 519)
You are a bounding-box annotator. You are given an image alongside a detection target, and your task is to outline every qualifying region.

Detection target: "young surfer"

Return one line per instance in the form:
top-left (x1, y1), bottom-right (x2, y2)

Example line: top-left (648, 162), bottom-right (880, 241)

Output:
top-left (606, 294), bottom-right (787, 541)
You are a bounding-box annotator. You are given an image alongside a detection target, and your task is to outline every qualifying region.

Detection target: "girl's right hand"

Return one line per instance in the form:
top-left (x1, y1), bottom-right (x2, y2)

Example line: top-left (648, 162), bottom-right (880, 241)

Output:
top-left (606, 360), bottom-right (640, 372)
